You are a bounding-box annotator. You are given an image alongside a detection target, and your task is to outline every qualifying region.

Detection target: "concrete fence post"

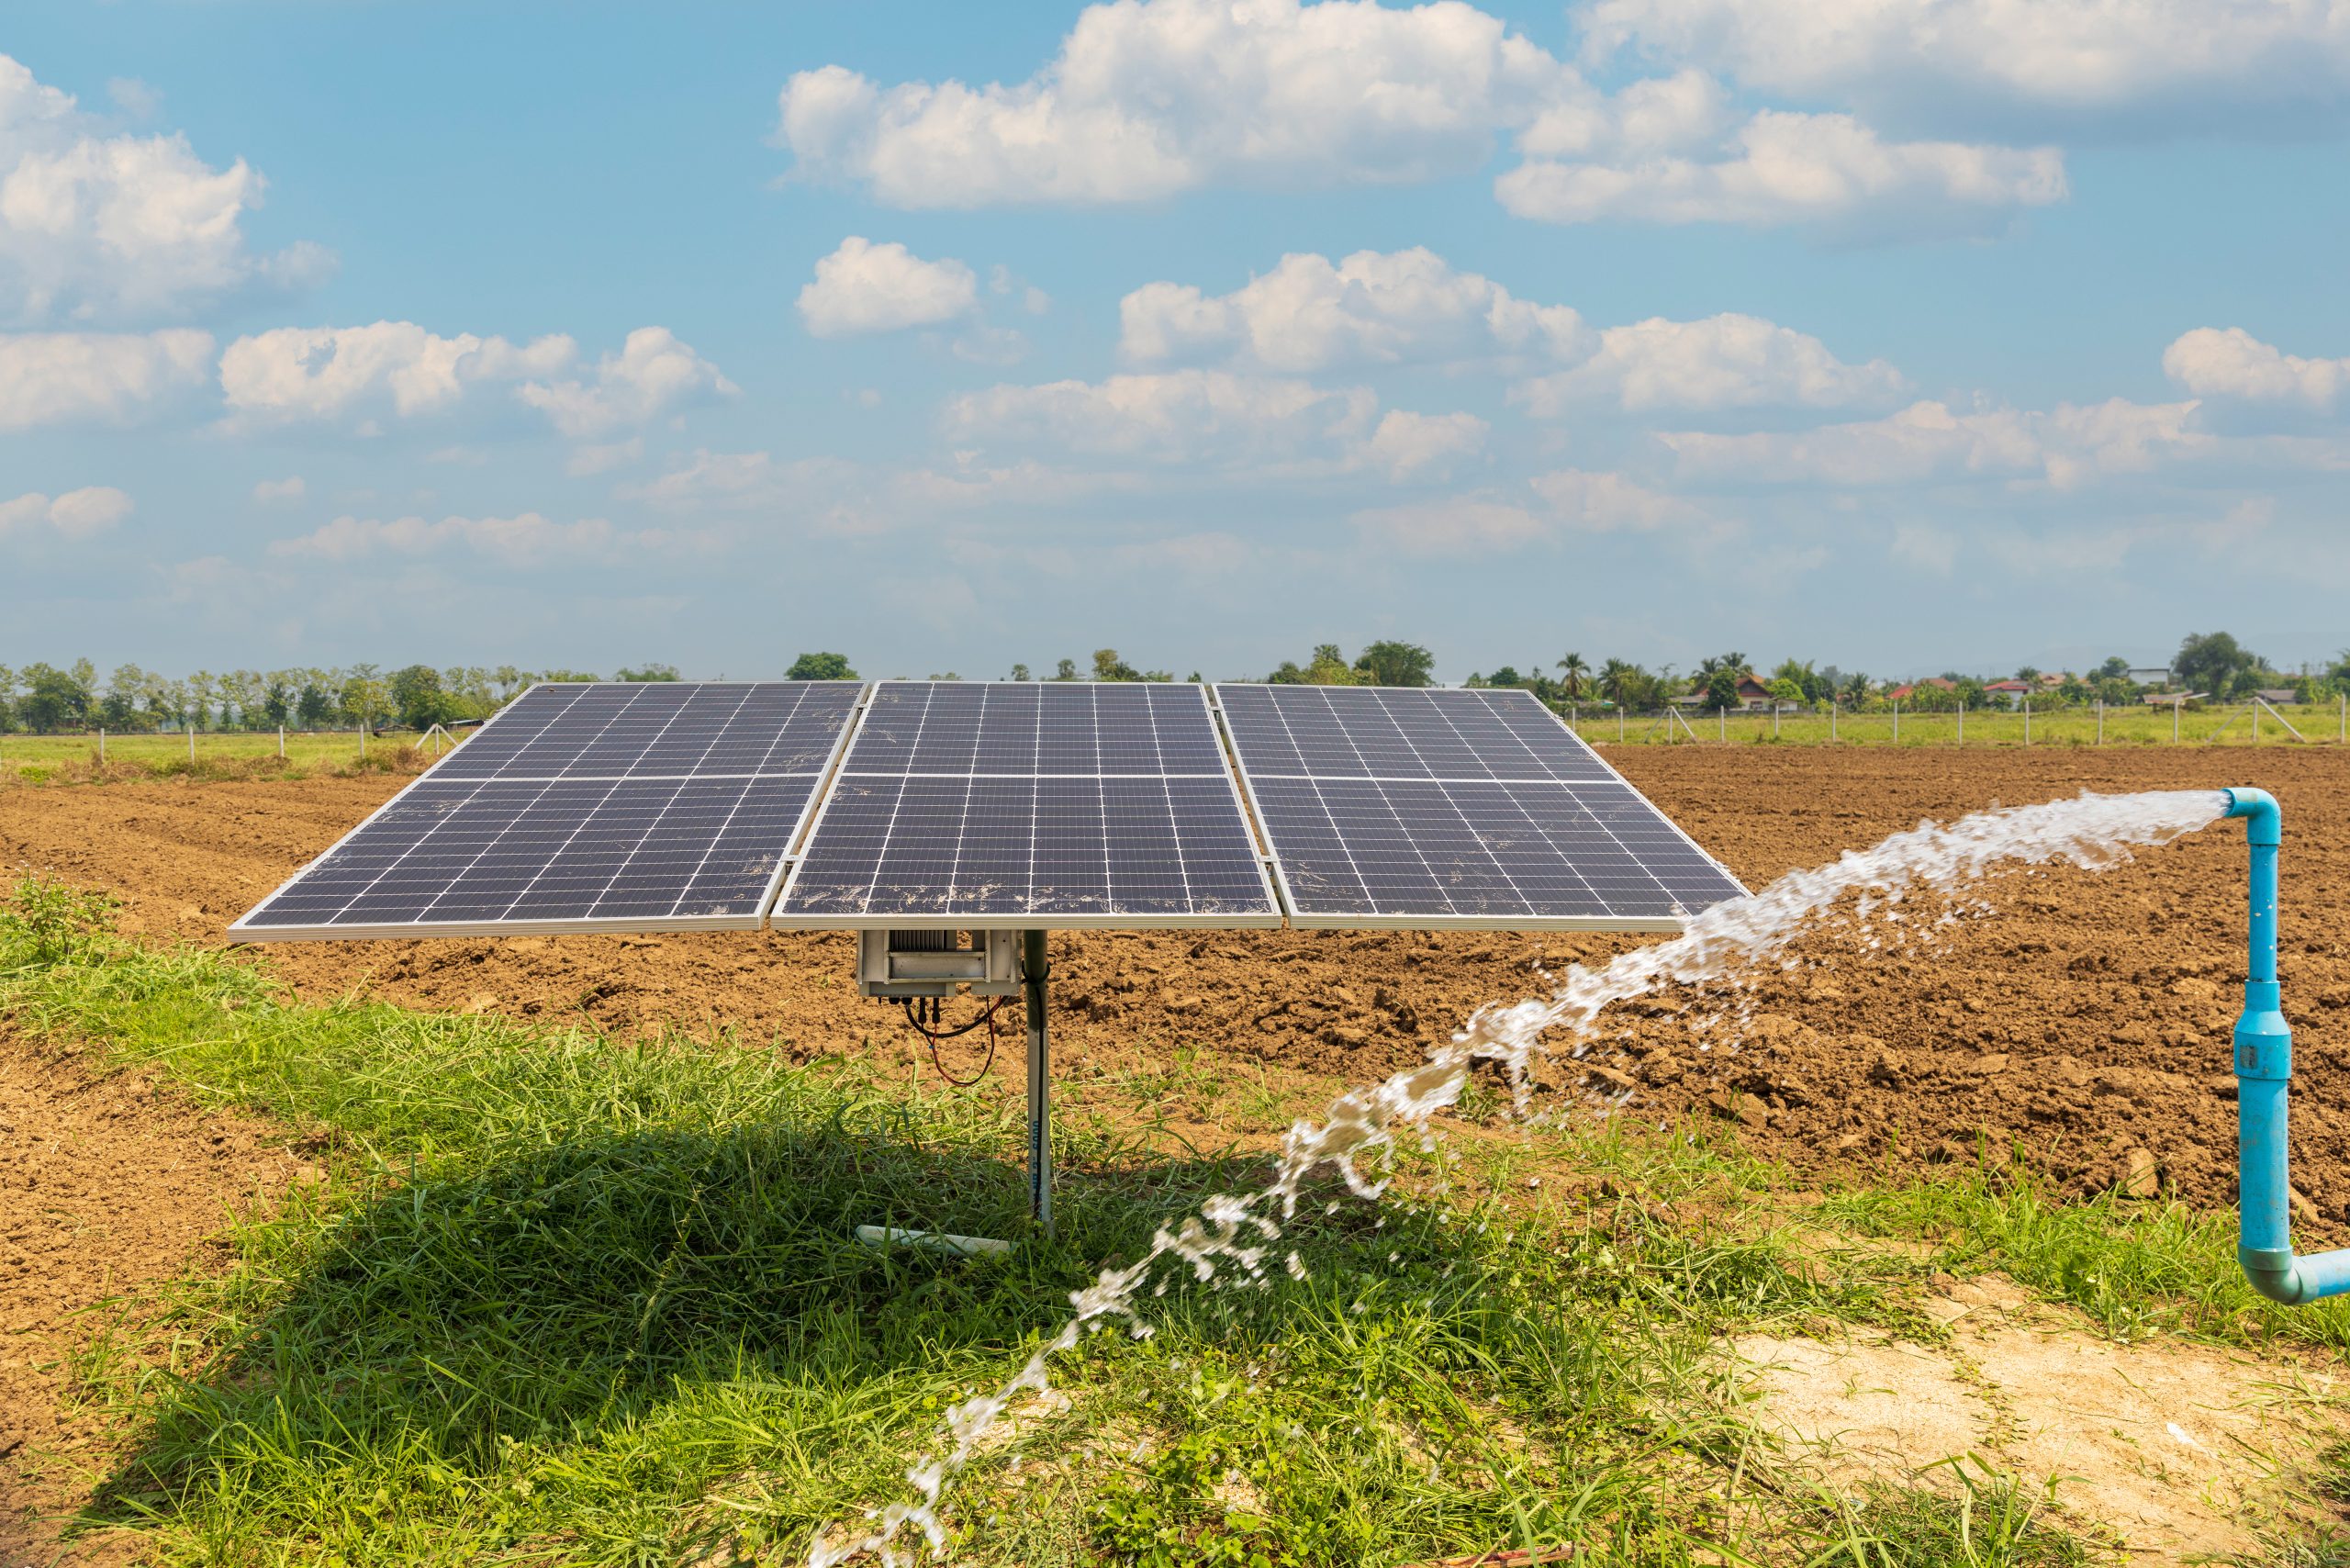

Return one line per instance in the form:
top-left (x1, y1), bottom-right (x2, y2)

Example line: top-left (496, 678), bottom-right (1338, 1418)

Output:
top-left (98, 728), bottom-right (106, 765)
top-left (2175, 700), bottom-right (2182, 744)
top-left (1957, 700), bottom-right (1964, 745)
top-left (1893, 701), bottom-right (1900, 744)
top-left (188, 728), bottom-right (195, 764)
top-left (2024, 699), bottom-right (2031, 746)
top-left (2097, 699), bottom-right (2104, 745)
top-left (278, 724), bottom-right (285, 759)
top-left (1830, 701), bottom-right (1838, 743)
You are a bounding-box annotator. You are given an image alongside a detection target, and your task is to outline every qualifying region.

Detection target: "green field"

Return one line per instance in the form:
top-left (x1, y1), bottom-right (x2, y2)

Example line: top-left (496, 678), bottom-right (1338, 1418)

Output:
top-left (1, 701), bottom-right (2340, 790)
top-left (1567, 700), bottom-right (2348, 748)
top-left (0, 729), bottom-right (442, 783)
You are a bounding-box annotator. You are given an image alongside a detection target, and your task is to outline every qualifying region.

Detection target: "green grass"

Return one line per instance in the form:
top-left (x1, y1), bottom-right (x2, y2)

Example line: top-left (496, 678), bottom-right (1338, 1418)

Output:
top-left (1568, 702), bottom-right (2346, 748)
top-left (1819, 1159), bottom-right (2350, 1350)
top-left (0, 879), bottom-right (2300, 1565)
top-left (0, 728), bottom-right (432, 785)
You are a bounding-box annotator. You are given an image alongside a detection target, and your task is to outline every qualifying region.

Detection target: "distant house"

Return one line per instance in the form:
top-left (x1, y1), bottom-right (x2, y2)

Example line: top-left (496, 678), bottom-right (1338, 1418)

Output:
top-left (2255, 688), bottom-right (2299, 704)
top-left (1673, 673), bottom-right (1777, 711)
top-left (2125, 667), bottom-right (2172, 687)
top-left (2143, 691), bottom-right (2206, 706)
top-left (1884, 677), bottom-right (1955, 702)
top-left (1983, 678), bottom-right (2035, 708)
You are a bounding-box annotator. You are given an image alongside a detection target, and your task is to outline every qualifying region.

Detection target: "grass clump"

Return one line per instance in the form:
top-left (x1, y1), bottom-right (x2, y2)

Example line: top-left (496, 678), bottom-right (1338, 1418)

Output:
top-left (1818, 1159), bottom-right (2350, 1350)
top-left (0, 881), bottom-right (2100, 1566)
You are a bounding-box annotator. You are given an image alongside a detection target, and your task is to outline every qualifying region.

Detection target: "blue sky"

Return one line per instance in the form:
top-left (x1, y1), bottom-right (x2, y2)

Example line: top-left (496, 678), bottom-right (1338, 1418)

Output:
top-left (4, 0), bottom-right (2346, 684)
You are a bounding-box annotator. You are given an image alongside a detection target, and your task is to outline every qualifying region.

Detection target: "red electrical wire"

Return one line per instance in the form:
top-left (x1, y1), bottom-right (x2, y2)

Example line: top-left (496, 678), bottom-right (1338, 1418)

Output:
top-left (901, 993), bottom-right (1009, 1087)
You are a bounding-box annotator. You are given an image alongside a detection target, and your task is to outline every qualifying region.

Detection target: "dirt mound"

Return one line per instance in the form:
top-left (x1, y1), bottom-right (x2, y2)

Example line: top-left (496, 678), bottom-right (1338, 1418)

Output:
top-left (2, 747), bottom-right (2344, 1223)
top-left (0, 1038), bottom-right (312, 1562)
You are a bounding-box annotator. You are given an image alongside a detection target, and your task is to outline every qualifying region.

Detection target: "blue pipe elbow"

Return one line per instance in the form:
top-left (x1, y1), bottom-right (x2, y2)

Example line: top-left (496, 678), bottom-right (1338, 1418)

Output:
top-left (2221, 787), bottom-right (2350, 1305)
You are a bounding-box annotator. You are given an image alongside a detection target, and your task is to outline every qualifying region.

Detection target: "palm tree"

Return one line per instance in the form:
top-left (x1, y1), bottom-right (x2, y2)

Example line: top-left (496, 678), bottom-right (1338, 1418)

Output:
top-left (1556, 651), bottom-right (1590, 700)
top-left (1598, 657), bottom-right (1639, 707)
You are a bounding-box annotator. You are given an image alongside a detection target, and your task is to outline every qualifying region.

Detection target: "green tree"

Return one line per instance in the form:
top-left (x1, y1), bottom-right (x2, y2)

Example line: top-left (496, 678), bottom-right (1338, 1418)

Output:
top-left (297, 679), bottom-right (336, 729)
top-left (1009, 663), bottom-right (1032, 681)
top-left (388, 665), bottom-right (453, 730)
top-left (615, 663), bottom-right (679, 681)
top-left (1840, 670), bottom-right (1872, 708)
top-left (16, 663), bottom-right (88, 732)
top-left (2176, 631), bottom-right (2258, 698)
top-left (1702, 666), bottom-right (1741, 711)
top-left (786, 652), bottom-right (856, 679)
top-left (1353, 640), bottom-right (1434, 688)
top-left (2097, 655), bottom-right (2131, 681)
top-left (1556, 651), bottom-right (1590, 699)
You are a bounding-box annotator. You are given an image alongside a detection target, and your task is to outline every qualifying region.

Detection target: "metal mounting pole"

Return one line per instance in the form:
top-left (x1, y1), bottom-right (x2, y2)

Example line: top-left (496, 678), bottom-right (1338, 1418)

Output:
top-left (1021, 928), bottom-right (1053, 1237)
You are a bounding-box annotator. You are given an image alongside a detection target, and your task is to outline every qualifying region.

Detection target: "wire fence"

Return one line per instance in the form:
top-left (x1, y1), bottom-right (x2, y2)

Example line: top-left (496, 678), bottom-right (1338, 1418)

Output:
top-left (0, 724), bottom-right (458, 780)
top-left (1564, 696), bottom-right (2350, 748)
top-left (3, 696), bottom-right (2342, 780)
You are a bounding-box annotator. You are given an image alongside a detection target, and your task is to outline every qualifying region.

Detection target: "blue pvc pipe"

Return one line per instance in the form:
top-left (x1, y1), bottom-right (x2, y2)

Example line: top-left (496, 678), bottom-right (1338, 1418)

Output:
top-left (2223, 788), bottom-right (2350, 1305)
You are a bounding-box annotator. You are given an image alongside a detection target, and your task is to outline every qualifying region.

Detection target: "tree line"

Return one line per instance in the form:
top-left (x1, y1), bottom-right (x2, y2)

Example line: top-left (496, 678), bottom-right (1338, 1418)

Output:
top-left (3, 633), bottom-right (2333, 734)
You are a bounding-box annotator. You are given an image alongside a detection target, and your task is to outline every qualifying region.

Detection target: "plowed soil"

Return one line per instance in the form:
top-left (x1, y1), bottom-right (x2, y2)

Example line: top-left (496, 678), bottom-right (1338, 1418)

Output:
top-left (2, 748), bottom-right (2345, 1227)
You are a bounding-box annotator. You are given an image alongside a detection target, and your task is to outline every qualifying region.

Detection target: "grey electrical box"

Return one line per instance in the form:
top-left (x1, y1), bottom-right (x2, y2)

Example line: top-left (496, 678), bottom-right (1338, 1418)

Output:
top-left (856, 929), bottom-right (1021, 998)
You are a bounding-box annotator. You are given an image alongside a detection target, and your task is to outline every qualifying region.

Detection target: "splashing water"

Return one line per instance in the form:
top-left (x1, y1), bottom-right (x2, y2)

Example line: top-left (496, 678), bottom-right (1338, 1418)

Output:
top-left (806, 789), bottom-right (2228, 1565)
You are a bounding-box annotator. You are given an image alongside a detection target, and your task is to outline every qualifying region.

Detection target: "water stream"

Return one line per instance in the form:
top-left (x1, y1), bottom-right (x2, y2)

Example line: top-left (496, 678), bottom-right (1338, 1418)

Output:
top-left (808, 788), bottom-right (2230, 1565)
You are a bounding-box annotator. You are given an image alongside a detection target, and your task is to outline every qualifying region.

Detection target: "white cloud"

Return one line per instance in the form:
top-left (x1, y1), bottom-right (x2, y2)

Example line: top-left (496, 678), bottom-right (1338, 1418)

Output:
top-left (1364, 409), bottom-right (1488, 479)
top-left (1119, 247), bottom-right (1590, 370)
top-left (219, 321), bottom-right (576, 421)
top-left (1576, 0), bottom-right (2350, 125)
top-left (516, 327), bottom-right (736, 439)
top-left (1497, 110), bottom-right (2065, 230)
top-left (1661, 397), bottom-right (2205, 488)
top-left (1123, 248), bottom-right (1901, 412)
top-left (2164, 327), bottom-right (2348, 409)
top-left (945, 366), bottom-right (1483, 479)
top-left (621, 449), bottom-right (887, 533)
top-left (775, 0), bottom-right (1572, 207)
top-left (0, 54), bottom-right (330, 321)
top-left (0, 328), bottom-right (211, 428)
top-left (252, 475), bottom-right (306, 503)
top-left (772, 4), bottom-right (2065, 237)
top-left (798, 236), bottom-right (979, 336)
top-left (1353, 465), bottom-right (1697, 552)
top-left (1513, 312), bottom-right (1905, 412)
top-left (267, 511), bottom-right (704, 569)
top-left (218, 322), bottom-right (732, 438)
top-left (0, 485), bottom-right (132, 540)
top-left (565, 437), bottom-right (643, 476)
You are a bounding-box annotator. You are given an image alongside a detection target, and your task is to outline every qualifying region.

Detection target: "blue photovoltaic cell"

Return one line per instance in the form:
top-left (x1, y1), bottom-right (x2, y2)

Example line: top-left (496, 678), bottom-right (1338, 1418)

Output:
top-left (776, 682), bottom-right (1277, 924)
top-left (230, 681), bottom-right (862, 937)
top-left (1216, 684), bottom-right (1746, 926)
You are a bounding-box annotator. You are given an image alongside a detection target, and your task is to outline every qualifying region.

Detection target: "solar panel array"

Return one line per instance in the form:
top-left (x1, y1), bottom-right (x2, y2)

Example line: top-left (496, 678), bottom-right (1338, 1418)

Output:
top-left (773, 681), bottom-right (1279, 926)
top-left (1215, 684), bottom-right (1747, 928)
top-left (234, 678), bottom-right (1749, 941)
top-left (230, 682), bottom-right (862, 939)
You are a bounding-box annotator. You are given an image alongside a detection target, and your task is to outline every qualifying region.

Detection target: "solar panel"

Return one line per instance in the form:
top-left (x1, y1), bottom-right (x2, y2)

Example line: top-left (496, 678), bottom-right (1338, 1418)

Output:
top-left (773, 682), bottom-right (1280, 927)
top-left (230, 681), bottom-right (864, 940)
top-left (1214, 684), bottom-right (1747, 929)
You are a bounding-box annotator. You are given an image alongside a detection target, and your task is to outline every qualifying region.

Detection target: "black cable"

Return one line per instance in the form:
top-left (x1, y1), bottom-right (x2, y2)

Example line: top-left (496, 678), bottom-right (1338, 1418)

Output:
top-left (901, 993), bottom-right (1009, 1087)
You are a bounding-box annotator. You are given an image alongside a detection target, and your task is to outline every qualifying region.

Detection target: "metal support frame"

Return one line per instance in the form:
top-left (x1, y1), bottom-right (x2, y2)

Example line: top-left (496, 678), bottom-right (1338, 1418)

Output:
top-left (1023, 929), bottom-right (1053, 1237)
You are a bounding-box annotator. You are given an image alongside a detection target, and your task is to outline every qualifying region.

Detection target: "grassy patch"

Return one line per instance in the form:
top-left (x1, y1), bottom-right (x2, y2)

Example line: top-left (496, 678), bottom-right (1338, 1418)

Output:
top-left (1, 883), bottom-right (2107, 1565)
top-left (1818, 1159), bottom-right (2350, 1350)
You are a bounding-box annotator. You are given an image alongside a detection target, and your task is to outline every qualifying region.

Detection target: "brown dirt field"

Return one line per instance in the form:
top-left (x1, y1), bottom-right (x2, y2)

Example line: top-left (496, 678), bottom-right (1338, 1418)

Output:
top-left (1, 747), bottom-right (2344, 1223)
top-left (0, 1038), bottom-right (310, 1564)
